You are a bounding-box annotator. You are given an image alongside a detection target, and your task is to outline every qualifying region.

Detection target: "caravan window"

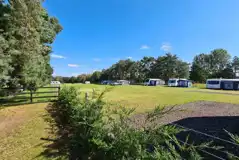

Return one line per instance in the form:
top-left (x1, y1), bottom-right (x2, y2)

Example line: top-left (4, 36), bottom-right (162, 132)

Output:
top-left (169, 80), bottom-right (176, 83)
top-left (207, 81), bottom-right (220, 85)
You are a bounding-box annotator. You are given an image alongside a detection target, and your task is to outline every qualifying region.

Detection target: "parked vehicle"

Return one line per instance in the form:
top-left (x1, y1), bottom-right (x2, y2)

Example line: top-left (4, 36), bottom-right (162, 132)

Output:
top-left (101, 80), bottom-right (112, 85)
top-left (51, 81), bottom-right (61, 85)
top-left (144, 79), bottom-right (165, 86)
top-left (85, 81), bottom-right (91, 84)
top-left (117, 80), bottom-right (130, 85)
top-left (178, 79), bottom-right (193, 88)
top-left (206, 79), bottom-right (221, 89)
top-left (168, 78), bottom-right (179, 87)
top-left (110, 81), bottom-right (121, 86)
top-left (206, 79), bottom-right (239, 90)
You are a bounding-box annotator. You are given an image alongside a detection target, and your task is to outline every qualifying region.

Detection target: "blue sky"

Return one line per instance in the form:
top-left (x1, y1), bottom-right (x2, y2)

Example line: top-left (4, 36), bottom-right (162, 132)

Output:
top-left (43, 0), bottom-right (239, 77)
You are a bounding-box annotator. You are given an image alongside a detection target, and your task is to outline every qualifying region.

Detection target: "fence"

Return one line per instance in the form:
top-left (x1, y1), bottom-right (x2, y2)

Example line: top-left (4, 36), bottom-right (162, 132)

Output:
top-left (0, 86), bottom-right (60, 106)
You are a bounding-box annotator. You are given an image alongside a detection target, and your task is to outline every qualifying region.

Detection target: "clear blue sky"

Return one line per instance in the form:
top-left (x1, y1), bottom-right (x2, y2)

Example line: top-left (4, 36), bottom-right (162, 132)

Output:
top-left (43, 0), bottom-right (239, 77)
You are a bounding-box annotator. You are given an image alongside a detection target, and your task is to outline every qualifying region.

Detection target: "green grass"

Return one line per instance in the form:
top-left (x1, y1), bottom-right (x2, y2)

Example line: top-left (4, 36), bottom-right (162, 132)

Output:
top-left (63, 84), bottom-right (239, 112)
top-left (0, 103), bottom-right (51, 160)
top-left (1, 84), bottom-right (239, 159)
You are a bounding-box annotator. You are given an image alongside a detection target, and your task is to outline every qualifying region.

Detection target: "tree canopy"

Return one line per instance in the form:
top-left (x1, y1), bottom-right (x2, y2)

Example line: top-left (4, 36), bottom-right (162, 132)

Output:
top-left (0, 0), bottom-right (62, 89)
top-left (56, 49), bottom-right (237, 84)
top-left (190, 49), bottom-right (236, 82)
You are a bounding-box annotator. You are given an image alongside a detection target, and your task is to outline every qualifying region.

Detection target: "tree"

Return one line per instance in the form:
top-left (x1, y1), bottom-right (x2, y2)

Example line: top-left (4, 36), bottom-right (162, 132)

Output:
top-left (175, 60), bottom-right (190, 79)
top-left (100, 69), bottom-right (110, 81)
top-left (139, 57), bottom-right (156, 80)
top-left (128, 61), bottom-right (143, 83)
top-left (209, 49), bottom-right (231, 75)
top-left (0, 2), bottom-right (12, 88)
top-left (54, 76), bottom-right (63, 83)
top-left (152, 53), bottom-right (189, 81)
top-left (190, 63), bottom-right (208, 83)
top-left (62, 77), bottom-right (70, 83)
top-left (232, 56), bottom-right (239, 78)
top-left (91, 71), bottom-right (101, 83)
top-left (77, 74), bottom-right (87, 83)
top-left (190, 49), bottom-right (232, 82)
top-left (69, 76), bottom-right (77, 83)
top-left (0, 0), bottom-right (62, 89)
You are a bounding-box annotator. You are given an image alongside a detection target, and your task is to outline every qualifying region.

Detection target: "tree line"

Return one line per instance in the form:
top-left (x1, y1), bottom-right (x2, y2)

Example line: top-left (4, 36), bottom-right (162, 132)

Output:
top-left (53, 49), bottom-right (239, 84)
top-left (0, 0), bottom-right (62, 89)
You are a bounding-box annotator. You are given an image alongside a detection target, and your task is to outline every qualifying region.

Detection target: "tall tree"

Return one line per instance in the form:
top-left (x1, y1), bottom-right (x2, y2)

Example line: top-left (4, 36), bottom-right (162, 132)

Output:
top-left (190, 54), bottom-right (210, 82)
top-left (232, 56), bottom-right (239, 78)
top-left (209, 49), bottom-right (231, 76)
top-left (0, 0), bottom-right (62, 89)
top-left (0, 1), bottom-right (12, 88)
top-left (91, 71), bottom-right (102, 83)
top-left (139, 56), bottom-right (155, 80)
top-left (190, 49), bottom-right (233, 82)
top-left (152, 53), bottom-right (189, 81)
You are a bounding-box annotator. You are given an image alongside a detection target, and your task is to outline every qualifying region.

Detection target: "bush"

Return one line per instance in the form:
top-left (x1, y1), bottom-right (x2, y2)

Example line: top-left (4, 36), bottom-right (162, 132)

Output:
top-left (45, 86), bottom-right (204, 159)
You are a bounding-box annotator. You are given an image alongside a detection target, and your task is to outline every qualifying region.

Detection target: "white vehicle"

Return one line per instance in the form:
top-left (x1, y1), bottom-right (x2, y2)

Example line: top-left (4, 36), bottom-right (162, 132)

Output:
top-left (144, 79), bottom-right (165, 86)
top-left (85, 81), bottom-right (91, 84)
top-left (168, 79), bottom-right (179, 87)
top-left (206, 79), bottom-right (221, 89)
top-left (117, 80), bottom-right (130, 85)
top-left (51, 81), bottom-right (61, 85)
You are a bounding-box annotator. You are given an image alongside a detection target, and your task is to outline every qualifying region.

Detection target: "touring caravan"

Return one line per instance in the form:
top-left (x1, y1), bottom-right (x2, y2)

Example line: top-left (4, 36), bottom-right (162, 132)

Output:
top-left (144, 79), bottom-right (165, 86)
top-left (178, 79), bottom-right (193, 88)
top-left (168, 78), bottom-right (179, 87)
top-left (206, 79), bottom-right (239, 90)
top-left (206, 79), bottom-right (221, 89)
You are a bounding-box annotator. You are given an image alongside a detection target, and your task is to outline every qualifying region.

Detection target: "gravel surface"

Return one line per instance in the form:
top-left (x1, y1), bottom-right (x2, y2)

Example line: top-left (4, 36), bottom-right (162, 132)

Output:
top-left (131, 101), bottom-right (239, 159)
top-left (131, 101), bottom-right (239, 128)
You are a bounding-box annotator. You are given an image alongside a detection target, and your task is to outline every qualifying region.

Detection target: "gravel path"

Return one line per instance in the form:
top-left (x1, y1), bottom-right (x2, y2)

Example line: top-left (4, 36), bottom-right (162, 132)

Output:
top-left (131, 101), bottom-right (239, 128)
top-left (131, 101), bottom-right (239, 159)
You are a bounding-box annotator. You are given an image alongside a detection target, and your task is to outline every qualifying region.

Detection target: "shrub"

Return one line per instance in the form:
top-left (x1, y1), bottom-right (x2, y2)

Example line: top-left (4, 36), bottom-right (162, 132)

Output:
top-left (45, 86), bottom-right (205, 159)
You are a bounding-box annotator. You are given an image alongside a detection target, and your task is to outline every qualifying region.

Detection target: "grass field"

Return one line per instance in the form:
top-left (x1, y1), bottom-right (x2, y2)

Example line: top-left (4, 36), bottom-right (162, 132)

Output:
top-left (1, 84), bottom-right (239, 159)
top-left (64, 84), bottom-right (239, 112)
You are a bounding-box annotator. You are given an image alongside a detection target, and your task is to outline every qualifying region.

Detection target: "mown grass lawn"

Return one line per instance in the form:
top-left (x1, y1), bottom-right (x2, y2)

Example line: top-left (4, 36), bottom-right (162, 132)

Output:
top-left (0, 103), bottom-right (51, 160)
top-left (64, 84), bottom-right (239, 112)
top-left (1, 84), bottom-right (239, 159)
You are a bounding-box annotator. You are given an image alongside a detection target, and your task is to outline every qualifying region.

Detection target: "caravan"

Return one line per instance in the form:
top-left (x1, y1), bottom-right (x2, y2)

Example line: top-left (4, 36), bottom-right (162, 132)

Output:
top-left (168, 78), bottom-right (179, 87)
top-left (206, 79), bottom-right (239, 90)
top-left (206, 79), bottom-right (221, 89)
top-left (144, 79), bottom-right (165, 86)
top-left (168, 78), bottom-right (192, 87)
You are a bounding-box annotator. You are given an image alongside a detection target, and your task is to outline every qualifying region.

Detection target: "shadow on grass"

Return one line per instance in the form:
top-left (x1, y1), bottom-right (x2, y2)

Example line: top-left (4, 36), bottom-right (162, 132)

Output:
top-left (36, 103), bottom-right (70, 159)
top-left (171, 116), bottom-right (239, 159)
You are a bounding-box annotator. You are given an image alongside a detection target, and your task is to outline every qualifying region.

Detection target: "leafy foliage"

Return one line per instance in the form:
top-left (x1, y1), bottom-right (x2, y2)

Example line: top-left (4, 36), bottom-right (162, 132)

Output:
top-left (0, 0), bottom-right (62, 89)
top-left (55, 53), bottom-right (190, 84)
top-left (44, 86), bottom-right (206, 159)
top-left (190, 49), bottom-right (235, 82)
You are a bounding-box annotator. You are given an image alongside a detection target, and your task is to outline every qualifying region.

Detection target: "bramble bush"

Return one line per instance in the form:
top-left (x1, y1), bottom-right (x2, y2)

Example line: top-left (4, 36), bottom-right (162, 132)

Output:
top-left (45, 86), bottom-right (206, 160)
